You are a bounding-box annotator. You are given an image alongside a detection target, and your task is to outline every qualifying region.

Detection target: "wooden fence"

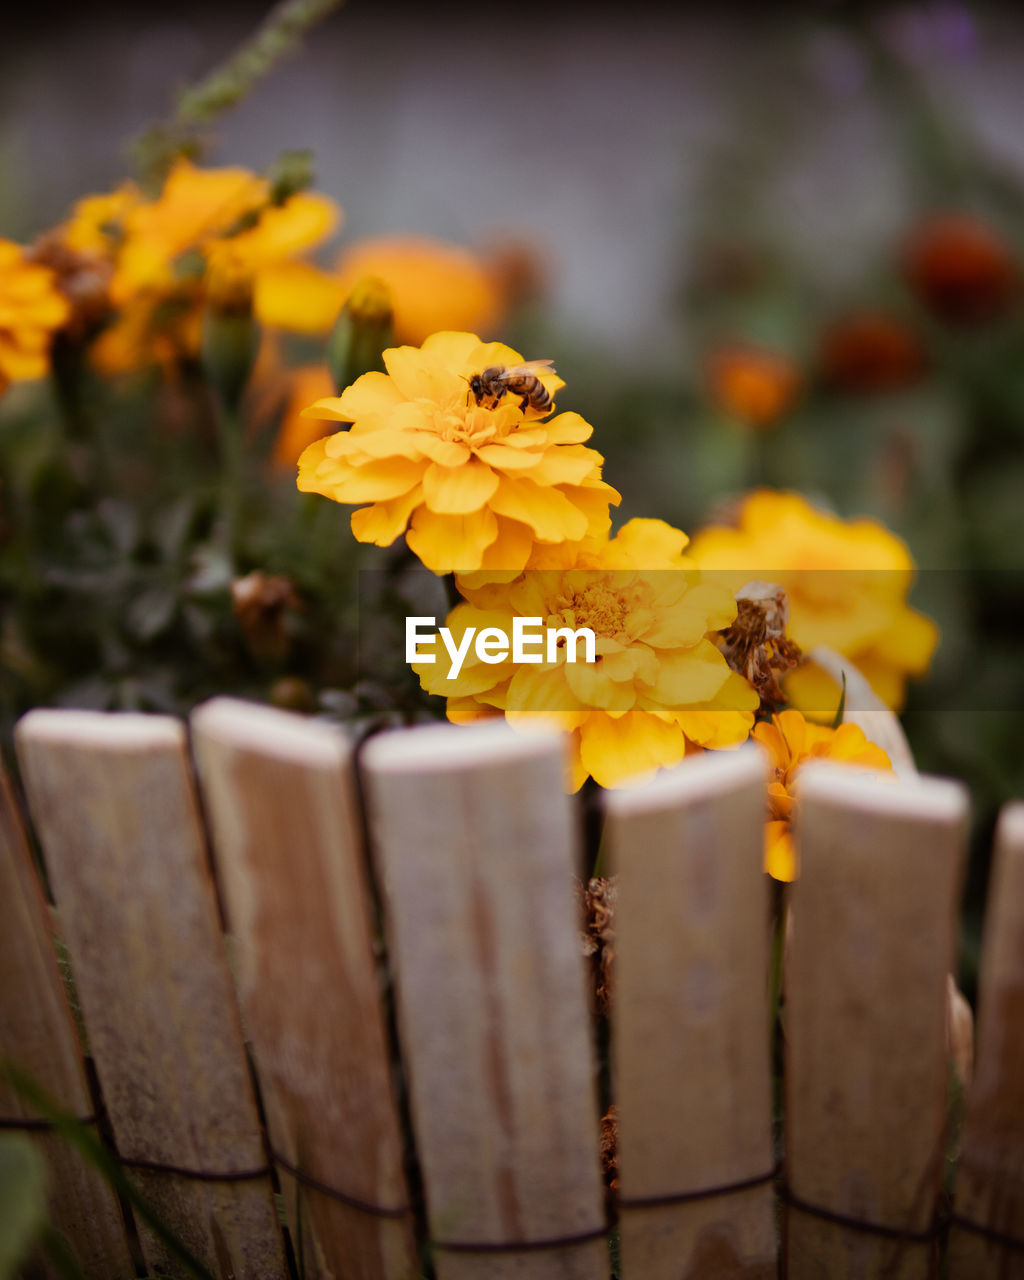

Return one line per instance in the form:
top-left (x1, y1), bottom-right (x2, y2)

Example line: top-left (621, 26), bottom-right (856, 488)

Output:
top-left (2, 699), bottom-right (1022, 1280)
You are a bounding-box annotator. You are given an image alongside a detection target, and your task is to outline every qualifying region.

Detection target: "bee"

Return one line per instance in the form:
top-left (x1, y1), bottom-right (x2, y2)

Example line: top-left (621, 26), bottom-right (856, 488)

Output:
top-left (468, 360), bottom-right (555, 414)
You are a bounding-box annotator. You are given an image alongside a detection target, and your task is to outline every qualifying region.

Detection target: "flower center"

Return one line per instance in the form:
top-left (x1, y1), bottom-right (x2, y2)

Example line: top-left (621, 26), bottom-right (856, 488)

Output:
top-left (549, 582), bottom-right (630, 641)
top-left (429, 400), bottom-right (520, 449)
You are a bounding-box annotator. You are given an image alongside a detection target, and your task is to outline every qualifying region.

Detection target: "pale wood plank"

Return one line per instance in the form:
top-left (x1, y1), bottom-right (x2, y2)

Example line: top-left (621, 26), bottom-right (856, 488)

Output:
top-left (190, 698), bottom-right (420, 1280)
top-left (360, 721), bottom-right (608, 1280)
top-left (603, 746), bottom-right (777, 1279)
top-left (0, 766), bottom-right (135, 1278)
top-left (15, 709), bottom-right (287, 1279)
top-left (784, 763), bottom-right (968, 1280)
top-left (809, 647), bottom-right (918, 778)
top-left (948, 801), bottom-right (1024, 1278)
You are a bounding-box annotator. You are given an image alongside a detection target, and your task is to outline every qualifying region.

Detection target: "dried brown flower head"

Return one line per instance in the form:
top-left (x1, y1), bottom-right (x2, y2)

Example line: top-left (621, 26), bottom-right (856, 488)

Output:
top-left (30, 231), bottom-right (114, 342)
top-left (578, 875), bottom-right (617, 1019)
top-left (231, 571), bottom-right (302, 664)
top-left (716, 581), bottom-right (802, 714)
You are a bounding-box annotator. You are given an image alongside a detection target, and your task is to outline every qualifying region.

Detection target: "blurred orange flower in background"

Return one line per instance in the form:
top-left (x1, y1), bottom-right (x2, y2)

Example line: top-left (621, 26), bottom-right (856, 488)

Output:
top-left (754, 708), bottom-right (893, 880)
top-left (335, 236), bottom-right (504, 345)
top-left (904, 212), bottom-right (1018, 325)
top-left (819, 311), bottom-right (927, 395)
top-left (0, 240), bottom-right (70, 391)
top-left (704, 343), bottom-right (802, 429)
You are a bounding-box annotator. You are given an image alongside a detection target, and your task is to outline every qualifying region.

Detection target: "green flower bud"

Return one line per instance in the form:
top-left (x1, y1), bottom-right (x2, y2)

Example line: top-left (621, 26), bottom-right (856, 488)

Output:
top-left (326, 275), bottom-right (394, 395)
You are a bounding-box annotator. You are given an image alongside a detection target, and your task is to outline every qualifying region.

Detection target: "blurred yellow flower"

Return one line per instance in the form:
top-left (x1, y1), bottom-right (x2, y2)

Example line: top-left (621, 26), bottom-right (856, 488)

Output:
top-left (688, 490), bottom-right (938, 711)
top-left (80, 160), bottom-right (341, 372)
top-left (335, 237), bottom-right (503, 345)
top-left (753, 709), bottom-right (892, 881)
top-left (415, 518), bottom-right (758, 790)
top-left (0, 240), bottom-right (70, 389)
top-left (298, 330), bottom-right (619, 574)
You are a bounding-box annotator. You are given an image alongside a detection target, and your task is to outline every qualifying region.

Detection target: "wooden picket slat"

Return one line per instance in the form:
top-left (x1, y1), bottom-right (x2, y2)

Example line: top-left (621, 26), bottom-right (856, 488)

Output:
top-left (784, 763), bottom-right (968, 1280)
top-left (0, 766), bottom-right (135, 1278)
top-left (190, 698), bottom-right (420, 1280)
top-left (948, 800), bottom-right (1024, 1277)
top-left (360, 720), bottom-right (608, 1280)
top-left (603, 747), bottom-right (776, 1280)
top-left (15, 710), bottom-right (287, 1279)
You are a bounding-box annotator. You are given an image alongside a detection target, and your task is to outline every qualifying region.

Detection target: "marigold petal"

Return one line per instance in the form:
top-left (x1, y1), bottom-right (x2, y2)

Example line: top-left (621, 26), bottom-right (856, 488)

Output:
top-left (384, 343), bottom-right (462, 405)
top-left (765, 821), bottom-right (796, 881)
top-left (254, 262), bottom-right (346, 334)
top-left (474, 517), bottom-right (537, 575)
top-left (579, 711), bottom-right (687, 788)
top-left (646, 639), bottom-right (732, 704)
top-left (349, 486), bottom-right (423, 546)
top-left (505, 665), bottom-right (585, 716)
top-left (542, 411), bottom-right (593, 445)
top-left (607, 518), bottom-right (690, 568)
top-left (474, 443), bottom-right (545, 471)
top-left (313, 456), bottom-right (423, 503)
top-left (420, 459), bottom-right (499, 515)
top-left (564, 660), bottom-right (637, 711)
top-left (301, 395), bottom-right (352, 422)
top-left (406, 505), bottom-right (498, 572)
top-left (490, 476), bottom-right (590, 541)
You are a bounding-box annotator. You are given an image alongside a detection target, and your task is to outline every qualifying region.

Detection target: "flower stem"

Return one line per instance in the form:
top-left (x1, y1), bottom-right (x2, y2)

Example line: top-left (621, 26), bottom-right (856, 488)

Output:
top-left (216, 405), bottom-right (245, 569)
top-left (133, 0), bottom-right (347, 184)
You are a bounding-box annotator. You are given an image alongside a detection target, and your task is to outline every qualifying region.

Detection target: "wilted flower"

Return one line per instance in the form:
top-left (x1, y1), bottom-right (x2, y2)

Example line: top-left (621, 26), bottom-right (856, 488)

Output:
top-left (0, 240), bottom-right (70, 391)
top-left (689, 489), bottom-right (938, 711)
top-left (716, 581), bottom-right (802, 714)
top-left (414, 518), bottom-right (758, 789)
top-left (904, 213), bottom-right (1017, 325)
top-left (334, 237), bottom-right (503, 345)
top-left (704, 343), bottom-right (801, 429)
top-left (819, 311), bottom-right (927, 394)
top-left (298, 330), bottom-right (619, 575)
top-left (753, 708), bottom-right (893, 880)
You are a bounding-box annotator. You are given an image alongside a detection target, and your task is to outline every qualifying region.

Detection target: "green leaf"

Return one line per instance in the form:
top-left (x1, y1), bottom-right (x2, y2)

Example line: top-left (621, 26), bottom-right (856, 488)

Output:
top-left (830, 673), bottom-right (847, 730)
top-left (0, 1135), bottom-right (48, 1280)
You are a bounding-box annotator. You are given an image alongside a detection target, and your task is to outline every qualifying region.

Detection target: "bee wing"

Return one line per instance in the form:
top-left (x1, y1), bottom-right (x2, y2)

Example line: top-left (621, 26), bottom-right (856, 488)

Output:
top-left (503, 359), bottom-right (556, 378)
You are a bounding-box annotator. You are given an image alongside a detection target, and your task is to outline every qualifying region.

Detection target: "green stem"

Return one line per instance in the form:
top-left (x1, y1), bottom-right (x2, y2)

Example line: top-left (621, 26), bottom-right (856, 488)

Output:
top-left (133, 0), bottom-right (348, 184)
top-left (217, 406), bottom-right (244, 570)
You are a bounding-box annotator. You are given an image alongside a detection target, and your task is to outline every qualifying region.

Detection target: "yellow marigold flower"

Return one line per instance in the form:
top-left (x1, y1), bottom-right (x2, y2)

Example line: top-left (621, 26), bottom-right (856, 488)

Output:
top-left (0, 239), bottom-right (70, 388)
top-left (335, 237), bottom-right (503, 345)
top-left (297, 330), bottom-right (620, 574)
top-left (61, 183), bottom-right (142, 259)
top-left (688, 490), bottom-right (938, 712)
top-left (414, 518), bottom-right (759, 790)
top-left (86, 160), bottom-right (341, 371)
top-left (753, 709), bottom-right (893, 881)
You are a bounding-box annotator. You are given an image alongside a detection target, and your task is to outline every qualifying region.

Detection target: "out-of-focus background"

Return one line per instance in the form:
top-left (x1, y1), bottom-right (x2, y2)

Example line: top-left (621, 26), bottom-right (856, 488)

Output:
top-left (5, 1), bottom-right (1024, 983)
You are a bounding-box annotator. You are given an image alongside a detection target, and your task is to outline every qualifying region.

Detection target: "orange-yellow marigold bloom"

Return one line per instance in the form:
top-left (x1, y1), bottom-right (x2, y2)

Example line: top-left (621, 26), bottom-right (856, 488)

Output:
top-left (415, 518), bottom-right (759, 790)
top-left (753, 709), bottom-right (893, 881)
top-left (0, 239), bottom-right (70, 388)
top-left (688, 490), bottom-right (938, 712)
top-left (297, 330), bottom-right (620, 574)
top-left (335, 237), bottom-right (503, 345)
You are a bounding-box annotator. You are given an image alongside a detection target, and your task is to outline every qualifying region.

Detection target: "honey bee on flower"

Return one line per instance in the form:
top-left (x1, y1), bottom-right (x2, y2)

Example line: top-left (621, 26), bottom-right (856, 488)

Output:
top-left (297, 331), bottom-right (620, 576)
